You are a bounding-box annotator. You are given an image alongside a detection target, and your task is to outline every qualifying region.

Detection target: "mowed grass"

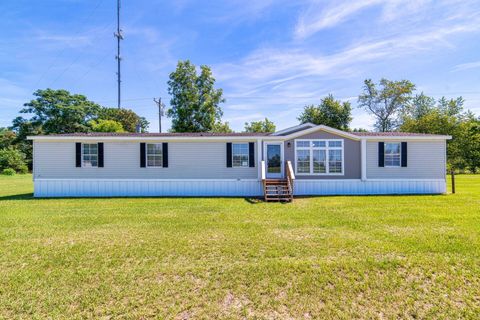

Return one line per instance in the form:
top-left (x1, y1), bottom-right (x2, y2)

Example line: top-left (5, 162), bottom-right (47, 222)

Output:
top-left (0, 175), bottom-right (479, 319)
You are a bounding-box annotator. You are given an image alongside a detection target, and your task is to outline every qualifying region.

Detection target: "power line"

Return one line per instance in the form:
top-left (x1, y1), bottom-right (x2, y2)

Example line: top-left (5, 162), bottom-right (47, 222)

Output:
top-left (34, 0), bottom-right (106, 88)
top-left (48, 20), bottom-right (115, 88)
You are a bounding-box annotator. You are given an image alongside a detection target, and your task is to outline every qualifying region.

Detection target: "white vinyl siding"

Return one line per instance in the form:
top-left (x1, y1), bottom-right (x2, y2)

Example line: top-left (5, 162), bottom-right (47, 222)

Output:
top-left (367, 140), bottom-right (446, 179)
top-left (34, 141), bottom-right (257, 179)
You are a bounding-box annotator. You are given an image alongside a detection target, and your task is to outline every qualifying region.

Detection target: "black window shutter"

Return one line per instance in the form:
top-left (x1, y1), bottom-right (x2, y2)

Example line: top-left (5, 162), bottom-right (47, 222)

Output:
top-left (76, 143), bottom-right (82, 167)
top-left (162, 143), bottom-right (168, 168)
top-left (140, 143), bottom-right (146, 167)
top-left (248, 142), bottom-right (255, 167)
top-left (226, 143), bottom-right (232, 167)
top-left (98, 143), bottom-right (104, 167)
top-left (378, 142), bottom-right (385, 167)
top-left (401, 142), bottom-right (408, 167)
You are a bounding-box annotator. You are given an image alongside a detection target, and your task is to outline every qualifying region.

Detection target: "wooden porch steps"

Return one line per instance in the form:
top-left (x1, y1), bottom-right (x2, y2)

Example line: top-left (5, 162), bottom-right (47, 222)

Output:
top-left (263, 179), bottom-right (293, 202)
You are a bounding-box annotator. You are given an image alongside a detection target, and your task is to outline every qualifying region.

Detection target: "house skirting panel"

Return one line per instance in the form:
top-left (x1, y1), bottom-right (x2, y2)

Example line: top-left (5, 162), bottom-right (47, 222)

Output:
top-left (33, 178), bottom-right (447, 198)
top-left (294, 179), bottom-right (446, 195)
top-left (33, 179), bottom-right (263, 197)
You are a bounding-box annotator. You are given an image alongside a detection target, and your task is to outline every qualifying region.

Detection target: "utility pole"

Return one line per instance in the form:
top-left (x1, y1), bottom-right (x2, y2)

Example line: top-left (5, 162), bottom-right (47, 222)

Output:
top-left (114, 0), bottom-right (123, 108)
top-left (154, 98), bottom-right (165, 133)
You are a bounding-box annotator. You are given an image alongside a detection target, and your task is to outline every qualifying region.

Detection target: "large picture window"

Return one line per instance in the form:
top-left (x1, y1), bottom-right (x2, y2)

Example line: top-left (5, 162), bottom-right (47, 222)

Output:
top-left (295, 139), bottom-right (343, 175)
top-left (232, 143), bottom-right (249, 167)
top-left (147, 143), bottom-right (163, 167)
top-left (385, 142), bottom-right (401, 167)
top-left (82, 143), bottom-right (98, 167)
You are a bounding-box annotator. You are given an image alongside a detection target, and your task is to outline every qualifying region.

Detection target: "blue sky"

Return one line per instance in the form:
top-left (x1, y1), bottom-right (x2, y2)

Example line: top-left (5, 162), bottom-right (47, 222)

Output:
top-left (1, 0), bottom-right (480, 132)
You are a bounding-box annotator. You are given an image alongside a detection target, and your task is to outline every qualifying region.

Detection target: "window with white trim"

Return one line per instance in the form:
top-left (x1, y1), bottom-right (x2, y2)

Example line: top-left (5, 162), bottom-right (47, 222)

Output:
top-left (295, 139), bottom-right (343, 174)
top-left (232, 143), bottom-right (249, 167)
top-left (82, 143), bottom-right (98, 167)
top-left (385, 142), bottom-right (400, 167)
top-left (146, 143), bottom-right (163, 167)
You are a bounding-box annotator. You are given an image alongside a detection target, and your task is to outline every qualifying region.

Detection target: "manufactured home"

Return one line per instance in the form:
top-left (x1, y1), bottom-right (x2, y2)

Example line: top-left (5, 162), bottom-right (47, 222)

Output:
top-left (28, 124), bottom-right (451, 199)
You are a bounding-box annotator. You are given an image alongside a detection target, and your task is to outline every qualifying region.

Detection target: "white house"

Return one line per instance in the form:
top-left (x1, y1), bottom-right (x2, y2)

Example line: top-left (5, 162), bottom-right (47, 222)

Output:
top-left (28, 123), bottom-right (451, 199)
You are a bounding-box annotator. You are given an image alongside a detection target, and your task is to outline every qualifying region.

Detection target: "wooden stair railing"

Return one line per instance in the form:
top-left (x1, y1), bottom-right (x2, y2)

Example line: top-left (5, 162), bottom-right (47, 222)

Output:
top-left (286, 160), bottom-right (295, 201)
top-left (261, 160), bottom-right (295, 202)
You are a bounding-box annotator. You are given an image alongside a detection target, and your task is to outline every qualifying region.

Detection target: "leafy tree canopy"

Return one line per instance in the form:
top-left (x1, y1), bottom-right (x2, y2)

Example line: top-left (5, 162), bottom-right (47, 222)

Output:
top-left (0, 147), bottom-right (28, 174)
top-left (167, 60), bottom-right (225, 132)
top-left (358, 79), bottom-right (415, 132)
top-left (89, 119), bottom-right (125, 132)
top-left (244, 118), bottom-right (276, 133)
top-left (211, 121), bottom-right (234, 133)
top-left (298, 94), bottom-right (352, 131)
top-left (0, 128), bottom-right (16, 149)
top-left (12, 89), bottom-right (101, 136)
top-left (97, 107), bottom-right (149, 133)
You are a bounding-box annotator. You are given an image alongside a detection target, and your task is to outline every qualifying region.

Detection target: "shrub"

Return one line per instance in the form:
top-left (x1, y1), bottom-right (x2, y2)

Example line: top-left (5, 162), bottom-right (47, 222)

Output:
top-left (2, 168), bottom-right (16, 175)
top-left (0, 147), bottom-right (29, 173)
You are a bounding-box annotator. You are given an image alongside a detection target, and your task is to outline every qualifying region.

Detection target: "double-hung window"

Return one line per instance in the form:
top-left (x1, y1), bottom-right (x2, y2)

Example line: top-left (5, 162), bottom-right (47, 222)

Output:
top-left (385, 142), bottom-right (401, 167)
top-left (232, 143), bottom-right (249, 167)
top-left (82, 143), bottom-right (98, 167)
top-left (295, 140), bottom-right (343, 174)
top-left (146, 143), bottom-right (163, 167)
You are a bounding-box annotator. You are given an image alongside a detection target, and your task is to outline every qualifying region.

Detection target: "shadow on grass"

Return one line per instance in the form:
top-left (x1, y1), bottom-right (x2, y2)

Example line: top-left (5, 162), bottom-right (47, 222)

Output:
top-left (0, 193), bottom-right (35, 201)
top-left (0, 193), bottom-right (449, 202)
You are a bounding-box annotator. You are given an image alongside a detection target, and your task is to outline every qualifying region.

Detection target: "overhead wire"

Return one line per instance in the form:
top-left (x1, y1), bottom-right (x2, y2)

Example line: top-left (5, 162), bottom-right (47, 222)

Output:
top-left (34, 0), bottom-right (106, 88)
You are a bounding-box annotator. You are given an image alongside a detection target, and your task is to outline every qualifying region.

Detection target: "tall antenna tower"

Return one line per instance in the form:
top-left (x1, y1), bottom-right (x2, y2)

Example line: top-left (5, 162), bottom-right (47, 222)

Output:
top-left (114, 0), bottom-right (123, 109)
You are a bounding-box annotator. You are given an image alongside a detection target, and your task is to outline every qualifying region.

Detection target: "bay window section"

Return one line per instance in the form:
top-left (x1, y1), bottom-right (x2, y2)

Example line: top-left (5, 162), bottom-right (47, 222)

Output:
top-left (295, 139), bottom-right (343, 175)
top-left (312, 150), bottom-right (326, 173)
top-left (297, 149), bottom-right (310, 173)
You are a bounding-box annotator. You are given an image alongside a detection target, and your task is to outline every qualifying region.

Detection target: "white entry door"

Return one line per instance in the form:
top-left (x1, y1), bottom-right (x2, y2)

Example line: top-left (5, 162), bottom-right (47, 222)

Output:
top-left (264, 142), bottom-right (284, 178)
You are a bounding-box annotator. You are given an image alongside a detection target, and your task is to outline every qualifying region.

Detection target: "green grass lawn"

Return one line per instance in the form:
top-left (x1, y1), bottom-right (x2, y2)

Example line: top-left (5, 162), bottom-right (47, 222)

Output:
top-left (0, 175), bottom-right (479, 319)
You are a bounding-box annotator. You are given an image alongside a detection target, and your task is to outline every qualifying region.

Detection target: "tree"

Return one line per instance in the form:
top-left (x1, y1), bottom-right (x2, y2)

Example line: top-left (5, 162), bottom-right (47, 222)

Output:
top-left (456, 118), bottom-right (480, 173)
top-left (211, 121), bottom-right (234, 133)
top-left (97, 107), bottom-right (149, 132)
top-left (0, 148), bottom-right (28, 173)
top-left (0, 128), bottom-right (16, 149)
top-left (298, 94), bottom-right (352, 131)
top-left (399, 93), bottom-right (480, 171)
top-left (167, 60), bottom-right (225, 132)
top-left (13, 89), bottom-right (101, 135)
top-left (89, 119), bottom-right (125, 132)
top-left (352, 128), bottom-right (369, 132)
top-left (358, 79), bottom-right (415, 132)
top-left (244, 118), bottom-right (276, 133)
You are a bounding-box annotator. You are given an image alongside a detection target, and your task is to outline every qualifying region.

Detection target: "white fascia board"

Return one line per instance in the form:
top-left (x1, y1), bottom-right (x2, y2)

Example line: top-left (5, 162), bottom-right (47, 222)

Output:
top-left (362, 136), bottom-right (452, 140)
top-left (281, 125), bottom-right (362, 140)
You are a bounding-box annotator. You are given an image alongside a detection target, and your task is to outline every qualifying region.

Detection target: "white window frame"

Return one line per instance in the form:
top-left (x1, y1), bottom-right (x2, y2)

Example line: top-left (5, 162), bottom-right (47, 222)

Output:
top-left (232, 143), bottom-right (249, 168)
top-left (384, 142), bottom-right (401, 168)
top-left (82, 143), bottom-right (98, 168)
top-left (294, 139), bottom-right (344, 175)
top-left (146, 143), bottom-right (163, 168)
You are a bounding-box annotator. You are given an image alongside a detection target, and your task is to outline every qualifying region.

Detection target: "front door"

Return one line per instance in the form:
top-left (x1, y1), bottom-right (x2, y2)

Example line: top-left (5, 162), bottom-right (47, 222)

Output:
top-left (264, 142), bottom-right (284, 178)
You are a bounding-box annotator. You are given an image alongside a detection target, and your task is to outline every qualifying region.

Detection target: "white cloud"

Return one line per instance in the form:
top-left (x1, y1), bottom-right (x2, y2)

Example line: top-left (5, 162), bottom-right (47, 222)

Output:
top-left (452, 61), bottom-right (480, 72)
top-left (295, 0), bottom-right (382, 39)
